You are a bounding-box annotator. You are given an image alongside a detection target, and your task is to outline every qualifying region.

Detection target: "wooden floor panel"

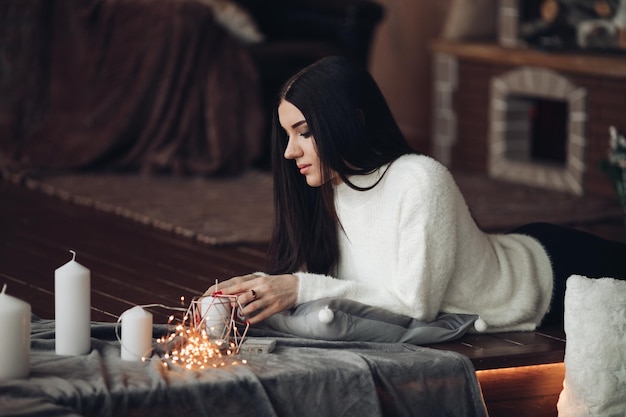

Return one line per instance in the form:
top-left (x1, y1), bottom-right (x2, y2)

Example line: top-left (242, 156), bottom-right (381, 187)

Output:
top-left (0, 182), bottom-right (268, 322)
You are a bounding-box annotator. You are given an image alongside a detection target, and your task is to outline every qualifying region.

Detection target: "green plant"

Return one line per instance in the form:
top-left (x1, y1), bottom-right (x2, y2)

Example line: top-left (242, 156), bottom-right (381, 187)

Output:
top-left (601, 126), bottom-right (626, 210)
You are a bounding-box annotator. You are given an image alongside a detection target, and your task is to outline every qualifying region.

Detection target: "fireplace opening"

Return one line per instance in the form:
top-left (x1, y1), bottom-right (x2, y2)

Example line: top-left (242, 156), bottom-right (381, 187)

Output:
top-left (504, 95), bottom-right (568, 165)
top-left (488, 66), bottom-right (586, 194)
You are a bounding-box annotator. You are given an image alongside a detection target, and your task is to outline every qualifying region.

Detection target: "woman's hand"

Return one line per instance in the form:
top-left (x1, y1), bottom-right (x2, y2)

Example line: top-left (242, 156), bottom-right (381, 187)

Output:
top-left (203, 273), bottom-right (298, 324)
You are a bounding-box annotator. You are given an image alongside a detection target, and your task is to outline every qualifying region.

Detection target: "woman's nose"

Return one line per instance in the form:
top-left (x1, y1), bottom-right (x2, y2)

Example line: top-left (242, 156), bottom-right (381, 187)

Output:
top-left (284, 137), bottom-right (301, 160)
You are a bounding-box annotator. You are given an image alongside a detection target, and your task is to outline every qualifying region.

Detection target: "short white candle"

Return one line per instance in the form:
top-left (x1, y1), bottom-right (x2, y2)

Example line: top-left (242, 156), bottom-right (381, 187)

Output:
top-left (120, 306), bottom-right (153, 361)
top-left (201, 296), bottom-right (232, 339)
top-left (55, 250), bottom-right (91, 355)
top-left (0, 284), bottom-right (31, 380)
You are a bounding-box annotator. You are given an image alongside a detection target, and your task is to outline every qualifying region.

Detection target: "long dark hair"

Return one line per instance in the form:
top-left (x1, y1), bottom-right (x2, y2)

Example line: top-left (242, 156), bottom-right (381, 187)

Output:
top-left (268, 56), bottom-right (415, 275)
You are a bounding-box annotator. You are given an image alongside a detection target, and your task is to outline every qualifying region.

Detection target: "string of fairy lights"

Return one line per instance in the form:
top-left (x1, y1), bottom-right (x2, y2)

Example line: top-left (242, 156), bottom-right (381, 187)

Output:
top-left (116, 294), bottom-right (250, 371)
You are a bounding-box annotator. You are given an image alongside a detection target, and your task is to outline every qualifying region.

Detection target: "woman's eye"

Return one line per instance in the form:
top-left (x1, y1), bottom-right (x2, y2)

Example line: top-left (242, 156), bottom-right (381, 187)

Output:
top-left (299, 131), bottom-right (312, 138)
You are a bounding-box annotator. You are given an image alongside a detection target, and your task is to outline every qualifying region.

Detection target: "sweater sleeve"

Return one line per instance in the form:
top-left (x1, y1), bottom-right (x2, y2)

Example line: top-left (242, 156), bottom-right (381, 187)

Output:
top-left (296, 157), bottom-right (462, 321)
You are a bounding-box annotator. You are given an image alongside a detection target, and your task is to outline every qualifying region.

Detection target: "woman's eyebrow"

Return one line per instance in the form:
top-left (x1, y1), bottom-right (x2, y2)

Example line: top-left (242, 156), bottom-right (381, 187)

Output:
top-left (292, 120), bottom-right (307, 129)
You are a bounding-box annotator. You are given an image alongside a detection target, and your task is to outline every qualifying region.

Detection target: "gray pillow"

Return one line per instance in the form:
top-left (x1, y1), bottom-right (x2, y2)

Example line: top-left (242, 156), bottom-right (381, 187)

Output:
top-left (260, 298), bottom-right (479, 345)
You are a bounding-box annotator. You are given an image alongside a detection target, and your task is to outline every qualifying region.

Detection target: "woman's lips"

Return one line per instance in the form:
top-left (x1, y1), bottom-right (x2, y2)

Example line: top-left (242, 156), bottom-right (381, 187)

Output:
top-left (298, 164), bottom-right (311, 175)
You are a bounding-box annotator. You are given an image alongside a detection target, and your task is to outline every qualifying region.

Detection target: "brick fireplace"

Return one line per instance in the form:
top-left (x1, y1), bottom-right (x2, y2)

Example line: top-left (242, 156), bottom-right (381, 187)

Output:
top-left (488, 66), bottom-right (586, 195)
top-left (431, 41), bottom-right (626, 199)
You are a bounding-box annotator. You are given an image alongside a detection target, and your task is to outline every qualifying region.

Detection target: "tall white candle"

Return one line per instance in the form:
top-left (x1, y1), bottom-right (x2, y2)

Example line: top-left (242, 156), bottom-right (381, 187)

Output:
top-left (120, 306), bottom-right (153, 361)
top-left (0, 284), bottom-right (31, 380)
top-left (55, 250), bottom-right (91, 355)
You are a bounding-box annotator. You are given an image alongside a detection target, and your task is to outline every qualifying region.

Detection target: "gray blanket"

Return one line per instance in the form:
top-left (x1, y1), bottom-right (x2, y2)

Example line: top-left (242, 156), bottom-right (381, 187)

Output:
top-left (0, 317), bottom-right (487, 417)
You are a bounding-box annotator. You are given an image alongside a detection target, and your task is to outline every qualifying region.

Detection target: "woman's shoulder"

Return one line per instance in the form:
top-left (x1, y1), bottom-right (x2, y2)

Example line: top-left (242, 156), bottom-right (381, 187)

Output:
top-left (392, 153), bottom-right (444, 169)
top-left (387, 154), bottom-right (467, 216)
top-left (386, 154), bottom-right (452, 184)
top-left (338, 154), bottom-right (452, 195)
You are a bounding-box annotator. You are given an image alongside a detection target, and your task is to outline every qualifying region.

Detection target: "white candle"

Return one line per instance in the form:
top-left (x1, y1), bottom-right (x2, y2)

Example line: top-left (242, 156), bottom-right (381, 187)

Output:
top-left (55, 250), bottom-right (91, 355)
top-left (0, 284), bottom-right (31, 380)
top-left (201, 296), bottom-right (232, 339)
top-left (120, 306), bottom-right (153, 361)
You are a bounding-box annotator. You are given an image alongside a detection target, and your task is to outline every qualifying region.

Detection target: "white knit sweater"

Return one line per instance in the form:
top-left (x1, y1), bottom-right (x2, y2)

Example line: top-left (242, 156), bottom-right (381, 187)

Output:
top-left (294, 155), bottom-right (554, 332)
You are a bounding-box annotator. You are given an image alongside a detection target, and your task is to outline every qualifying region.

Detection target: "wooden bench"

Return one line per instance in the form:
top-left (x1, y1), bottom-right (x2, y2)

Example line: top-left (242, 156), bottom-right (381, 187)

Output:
top-left (429, 326), bottom-right (565, 417)
top-left (1, 181), bottom-right (566, 417)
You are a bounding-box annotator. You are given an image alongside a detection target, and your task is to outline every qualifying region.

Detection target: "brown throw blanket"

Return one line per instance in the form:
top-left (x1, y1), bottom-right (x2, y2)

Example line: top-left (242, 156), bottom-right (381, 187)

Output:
top-left (0, 0), bottom-right (264, 175)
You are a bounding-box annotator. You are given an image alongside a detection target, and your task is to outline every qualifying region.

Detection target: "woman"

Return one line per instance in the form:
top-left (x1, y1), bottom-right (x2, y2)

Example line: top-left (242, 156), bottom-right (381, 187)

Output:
top-left (205, 56), bottom-right (626, 332)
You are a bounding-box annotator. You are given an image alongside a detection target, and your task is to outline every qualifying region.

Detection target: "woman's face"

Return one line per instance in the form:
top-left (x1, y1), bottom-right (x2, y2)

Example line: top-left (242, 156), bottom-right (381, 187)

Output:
top-left (279, 100), bottom-right (334, 187)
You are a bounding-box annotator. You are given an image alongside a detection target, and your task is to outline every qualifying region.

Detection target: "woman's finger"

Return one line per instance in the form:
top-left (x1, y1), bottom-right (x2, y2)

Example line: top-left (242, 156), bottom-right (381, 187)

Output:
top-left (236, 288), bottom-right (259, 307)
top-left (203, 273), bottom-right (260, 296)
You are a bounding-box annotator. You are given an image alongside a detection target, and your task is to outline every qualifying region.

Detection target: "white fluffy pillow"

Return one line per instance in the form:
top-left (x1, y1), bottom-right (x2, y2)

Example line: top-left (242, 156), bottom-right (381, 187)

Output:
top-left (557, 275), bottom-right (626, 417)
